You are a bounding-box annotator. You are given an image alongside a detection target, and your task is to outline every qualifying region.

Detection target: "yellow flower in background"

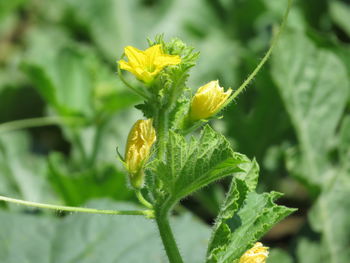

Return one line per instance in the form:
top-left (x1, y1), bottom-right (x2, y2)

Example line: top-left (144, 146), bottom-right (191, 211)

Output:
top-left (125, 119), bottom-right (156, 189)
top-left (239, 242), bottom-right (269, 263)
top-left (118, 44), bottom-right (181, 83)
top-left (190, 80), bottom-right (232, 121)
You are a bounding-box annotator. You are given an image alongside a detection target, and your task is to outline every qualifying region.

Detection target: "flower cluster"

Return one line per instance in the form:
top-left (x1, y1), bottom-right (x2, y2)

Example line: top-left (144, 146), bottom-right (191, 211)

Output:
top-left (119, 42), bottom-right (233, 188)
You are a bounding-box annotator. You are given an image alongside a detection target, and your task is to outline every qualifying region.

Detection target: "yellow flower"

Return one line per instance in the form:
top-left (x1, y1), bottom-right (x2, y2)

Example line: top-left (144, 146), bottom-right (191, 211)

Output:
top-left (190, 80), bottom-right (232, 121)
top-left (239, 242), bottom-right (269, 263)
top-left (118, 44), bottom-right (181, 83)
top-left (125, 119), bottom-right (156, 188)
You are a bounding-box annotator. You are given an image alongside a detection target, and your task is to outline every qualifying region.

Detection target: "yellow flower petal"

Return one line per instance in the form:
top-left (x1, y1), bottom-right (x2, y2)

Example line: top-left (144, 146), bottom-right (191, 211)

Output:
top-left (119, 60), bottom-right (136, 74)
top-left (144, 44), bottom-right (163, 61)
top-left (155, 54), bottom-right (181, 68)
top-left (124, 46), bottom-right (146, 66)
top-left (118, 44), bottom-right (181, 83)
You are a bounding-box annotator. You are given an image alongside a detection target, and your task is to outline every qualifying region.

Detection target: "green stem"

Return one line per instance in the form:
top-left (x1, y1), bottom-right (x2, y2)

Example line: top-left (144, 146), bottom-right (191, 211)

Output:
top-left (153, 99), bottom-right (182, 262)
top-left (0, 195), bottom-right (153, 217)
top-left (155, 209), bottom-right (184, 263)
top-left (117, 65), bottom-right (151, 100)
top-left (155, 107), bottom-right (168, 160)
top-left (0, 116), bottom-right (82, 134)
top-left (225, 0), bottom-right (293, 104)
top-left (135, 190), bottom-right (153, 209)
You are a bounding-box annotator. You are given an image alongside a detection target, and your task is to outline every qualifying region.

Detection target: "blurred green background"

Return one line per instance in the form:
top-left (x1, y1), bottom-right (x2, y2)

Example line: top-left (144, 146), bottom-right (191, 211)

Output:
top-left (0, 0), bottom-right (349, 262)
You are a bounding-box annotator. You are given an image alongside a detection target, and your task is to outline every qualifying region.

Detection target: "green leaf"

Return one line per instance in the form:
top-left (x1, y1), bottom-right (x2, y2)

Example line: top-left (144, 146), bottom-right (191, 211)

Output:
top-left (207, 179), bottom-right (250, 262)
top-left (0, 132), bottom-right (56, 203)
top-left (330, 1), bottom-right (350, 38)
top-left (267, 248), bottom-right (293, 263)
top-left (150, 125), bottom-right (249, 208)
top-left (0, 200), bottom-right (210, 263)
top-left (62, 0), bottom-right (218, 61)
top-left (308, 172), bottom-right (350, 263)
top-left (21, 63), bottom-right (60, 110)
top-left (22, 48), bottom-right (94, 117)
top-left (339, 115), bottom-right (350, 168)
top-left (0, 0), bottom-right (25, 21)
top-left (0, 209), bottom-right (57, 263)
top-left (271, 31), bottom-right (350, 187)
top-left (206, 177), bottom-right (295, 263)
top-left (272, 32), bottom-right (350, 263)
top-left (47, 153), bottom-right (133, 206)
top-left (296, 238), bottom-right (323, 263)
top-left (173, 127), bottom-right (245, 198)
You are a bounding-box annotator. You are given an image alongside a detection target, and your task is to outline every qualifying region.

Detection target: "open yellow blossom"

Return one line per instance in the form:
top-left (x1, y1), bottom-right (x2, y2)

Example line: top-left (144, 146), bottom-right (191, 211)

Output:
top-left (190, 80), bottom-right (232, 121)
top-left (125, 119), bottom-right (156, 188)
top-left (239, 242), bottom-right (269, 263)
top-left (118, 44), bottom-right (181, 83)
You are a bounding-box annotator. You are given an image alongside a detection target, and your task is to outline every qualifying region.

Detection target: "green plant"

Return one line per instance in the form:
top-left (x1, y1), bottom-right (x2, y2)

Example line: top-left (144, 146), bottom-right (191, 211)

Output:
top-left (0, 1), bottom-right (296, 262)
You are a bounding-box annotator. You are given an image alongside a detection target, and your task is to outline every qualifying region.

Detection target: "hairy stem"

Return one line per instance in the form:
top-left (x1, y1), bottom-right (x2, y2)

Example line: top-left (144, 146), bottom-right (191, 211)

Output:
top-left (154, 104), bottom-right (182, 262)
top-left (117, 64), bottom-right (151, 100)
top-left (155, 209), bottom-right (184, 263)
top-left (0, 195), bottom-right (153, 217)
top-left (155, 107), bottom-right (168, 160)
top-left (135, 190), bottom-right (153, 209)
top-left (226, 0), bottom-right (293, 104)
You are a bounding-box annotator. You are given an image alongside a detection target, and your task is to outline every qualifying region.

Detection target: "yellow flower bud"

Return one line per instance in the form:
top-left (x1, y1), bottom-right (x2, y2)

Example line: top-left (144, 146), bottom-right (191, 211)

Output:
top-left (118, 44), bottom-right (181, 83)
top-left (125, 119), bottom-right (156, 188)
top-left (190, 80), bottom-right (232, 121)
top-left (239, 242), bottom-right (269, 263)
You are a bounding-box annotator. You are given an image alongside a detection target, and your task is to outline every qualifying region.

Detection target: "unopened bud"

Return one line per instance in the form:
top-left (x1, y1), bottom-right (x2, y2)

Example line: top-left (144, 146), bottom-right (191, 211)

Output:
top-left (125, 119), bottom-right (156, 188)
top-left (239, 242), bottom-right (269, 263)
top-left (190, 80), bottom-right (232, 121)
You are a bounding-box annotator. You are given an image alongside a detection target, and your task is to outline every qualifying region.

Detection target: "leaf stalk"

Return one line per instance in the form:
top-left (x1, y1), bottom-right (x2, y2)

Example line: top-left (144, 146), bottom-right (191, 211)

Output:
top-left (0, 195), bottom-right (152, 217)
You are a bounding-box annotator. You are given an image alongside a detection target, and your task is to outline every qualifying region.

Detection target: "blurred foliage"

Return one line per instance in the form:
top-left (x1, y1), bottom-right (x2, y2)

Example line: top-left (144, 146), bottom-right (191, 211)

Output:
top-left (0, 0), bottom-right (350, 262)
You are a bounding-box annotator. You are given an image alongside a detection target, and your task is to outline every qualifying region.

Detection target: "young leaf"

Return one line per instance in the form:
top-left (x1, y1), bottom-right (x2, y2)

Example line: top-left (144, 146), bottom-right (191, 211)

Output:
top-left (207, 178), bottom-right (295, 263)
top-left (150, 125), bottom-right (250, 210)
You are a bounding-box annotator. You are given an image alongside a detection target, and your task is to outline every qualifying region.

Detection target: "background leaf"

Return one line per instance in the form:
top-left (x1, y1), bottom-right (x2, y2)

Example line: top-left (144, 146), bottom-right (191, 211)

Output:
top-left (0, 200), bottom-right (210, 263)
top-left (272, 30), bottom-right (350, 263)
top-left (271, 31), bottom-right (349, 189)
